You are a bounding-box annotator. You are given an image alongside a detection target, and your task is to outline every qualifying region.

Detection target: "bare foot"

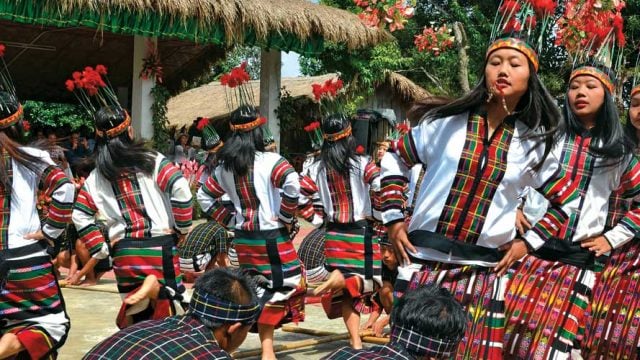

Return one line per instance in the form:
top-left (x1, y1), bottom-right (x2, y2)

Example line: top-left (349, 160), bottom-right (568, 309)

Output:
top-left (79, 279), bottom-right (99, 287)
top-left (124, 275), bottom-right (159, 305)
top-left (313, 270), bottom-right (345, 295)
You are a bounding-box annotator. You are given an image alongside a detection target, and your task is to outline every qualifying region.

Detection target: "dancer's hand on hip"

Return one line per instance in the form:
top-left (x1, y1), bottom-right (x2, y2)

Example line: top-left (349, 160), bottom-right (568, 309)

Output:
top-left (388, 221), bottom-right (415, 267)
top-left (581, 235), bottom-right (612, 257)
top-left (495, 238), bottom-right (528, 276)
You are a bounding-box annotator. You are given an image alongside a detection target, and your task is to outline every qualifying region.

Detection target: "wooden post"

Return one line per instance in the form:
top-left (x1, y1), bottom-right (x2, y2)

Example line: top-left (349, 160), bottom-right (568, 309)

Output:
top-left (259, 50), bottom-right (282, 149)
top-left (453, 22), bottom-right (470, 93)
top-left (131, 36), bottom-right (156, 139)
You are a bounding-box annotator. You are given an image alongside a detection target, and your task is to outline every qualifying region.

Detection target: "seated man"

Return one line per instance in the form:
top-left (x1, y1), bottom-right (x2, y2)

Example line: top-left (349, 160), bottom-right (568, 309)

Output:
top-left (83, 268), bottom-right (260, 360)
top-left (323, 284), bottom-right (466, 360)
top-left (178, 220), bottom-right (232, 280)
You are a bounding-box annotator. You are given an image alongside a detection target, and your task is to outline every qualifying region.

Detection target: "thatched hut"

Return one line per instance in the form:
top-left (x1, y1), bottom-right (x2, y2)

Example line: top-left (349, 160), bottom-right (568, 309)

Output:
top-left (168, 74), bottom-right (337, 128)
top-left (167, 72), bottom-right (430, 165)
top-left (0, 0), bottom-right (391, 138)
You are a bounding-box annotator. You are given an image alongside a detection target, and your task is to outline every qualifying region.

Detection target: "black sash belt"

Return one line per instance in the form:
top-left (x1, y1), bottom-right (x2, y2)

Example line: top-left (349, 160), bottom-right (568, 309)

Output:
top-left (533, 238), bottom-right (595, 270)
top-left (0, 242), bottom-right (47, 259)
top-left (326, 220), bottom-right (370, 233)
top-left (408, 230), bottom-right (505, 263)
top-left (234, 228), bottom-right (289, 240)
top-left (114, 234), bottom-right (177, 250)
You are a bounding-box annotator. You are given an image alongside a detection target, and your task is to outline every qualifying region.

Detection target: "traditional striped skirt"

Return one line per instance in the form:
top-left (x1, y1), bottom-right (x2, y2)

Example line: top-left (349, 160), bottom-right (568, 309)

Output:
top-left (396, 260), bottom-right (511, 360)
top-left (583, 239), bottom-right (640, 359)
top-left (0, 242), bottom-right (69, 360)
top-left (321, 221), bottom-right (382, 318)
top-left (234, 228), bottom-right (306, 327)
top-left (505, 254), bottom-right (596, 359)
top-left (111, 235), bottom-right (186, 328)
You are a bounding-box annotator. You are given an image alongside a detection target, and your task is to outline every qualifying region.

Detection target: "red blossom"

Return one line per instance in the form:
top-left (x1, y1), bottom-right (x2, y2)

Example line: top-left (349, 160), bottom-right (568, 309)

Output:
top-left (220, 63), bottom-right (250, 88)
top-left (356, 145), bottom-right (365, 154)
top-left (524, 15), bottom-right (537, 28)
top-left (414, 25), bottom-right (454, 55)
top-left (531, 0), bottom-right (557, 17)
top-left (197, 117), bottom-right (210, 131)
top-left (304, 121), bottom-right (321, 132)
top-left (65, 80), bottom-right (75, 92)
top-left (612, 13), bottom-right (625, 46)
top-left (354, 0), bottom-right (413, 32)
top-left (95, 64), bottom-right (108, 75)
top-left (0, 44), bottom-right (5, 57)
top-left (22, 120), bottom-right (30, 132)
top-left (311, 78), bottom-right (344, 102)
top-left (503, 18), bottom-right (522, 33)
top-left (499, 0), bottom-right (521, 15)
top-left (312, 84), bottom-right (323, 101)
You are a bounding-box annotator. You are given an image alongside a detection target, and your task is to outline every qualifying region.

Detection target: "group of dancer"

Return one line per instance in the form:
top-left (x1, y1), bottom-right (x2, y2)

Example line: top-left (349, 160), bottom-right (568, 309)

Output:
top-left (2, 0), bottom-right (640, 359)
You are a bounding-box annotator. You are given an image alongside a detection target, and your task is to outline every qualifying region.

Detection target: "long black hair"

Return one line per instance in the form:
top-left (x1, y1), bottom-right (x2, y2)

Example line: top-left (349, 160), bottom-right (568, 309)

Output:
top-left (0, 91), bottom-right (48, 190)
top-left (216, 106), bottom-right (265, 176)
top-left (93, 106), bottom-right (156, 182)
top-left (415, 61), bottom-right (562, 170)
top-left (563, 88), bottom-right (632, 161)
top-left (318, 113), bottom-right (359, 176)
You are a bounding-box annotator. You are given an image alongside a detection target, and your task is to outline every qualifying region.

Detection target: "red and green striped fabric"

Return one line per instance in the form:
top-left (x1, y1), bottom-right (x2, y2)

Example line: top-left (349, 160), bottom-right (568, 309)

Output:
top-left (74, 185), bottom-right (106, 257)
top-left (326, 168), bottom-right (354, 224)
top-left (39, 165), bottom-right (73, 232)
top-left (505, 256), bottom-right (592, 358)
top-left (234, 168), bottom-right (260, 231)
top-left (112, 174), bottom-right (152, 239)
top-left (436, 113), bottom-right (514, 243)
top-left (408, 262), bottom-right (509, 360)
top-left (0, 257), bottom-right (64, 320)
top-left (324, 226), bottom-right (381, 281)
top-left (201, 173), bottom-right (233, 225)
top-left (156, 159), bottom-right (192, 230)
top-left (111, 242), bottom-right (183, 294)
top-left (234, 233), bottom-right (302, 281)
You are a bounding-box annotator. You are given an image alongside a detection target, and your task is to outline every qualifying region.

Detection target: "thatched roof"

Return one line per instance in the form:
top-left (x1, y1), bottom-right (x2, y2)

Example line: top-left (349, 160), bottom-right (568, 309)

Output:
top-left (0, 20), bottom-right (225, 102)
top-left (0, 0), bottom-right (393, 55)
top-left (385, 72), bottom-right (431, 102)
top-left (168, 74), bottom-right (336, 127)
top-left (168, 72), bottom-right (430, 128)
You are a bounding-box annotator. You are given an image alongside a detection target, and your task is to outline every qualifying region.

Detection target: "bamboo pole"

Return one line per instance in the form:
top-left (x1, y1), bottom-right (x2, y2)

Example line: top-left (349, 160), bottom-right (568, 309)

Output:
top-left (362, 336), bottom-right (390, 345)
top-left (281, 325), bottom-right (338, 337)
top-left (64, 285), bottom-right (120, 294)
top-left (233, 329), bottom-right (377, 358)
top-left (232, 333), bottom-right (351, 359)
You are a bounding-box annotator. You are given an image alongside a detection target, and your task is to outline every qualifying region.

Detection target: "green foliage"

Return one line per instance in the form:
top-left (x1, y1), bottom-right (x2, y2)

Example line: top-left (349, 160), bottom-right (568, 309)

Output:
top-left (150, 84), bottom-right (171, 153)
top-left (308, 0), bottom-right (640, 100)
top-left (22, 101), bottom-right (93, 130)
top-left (218, 46), bottom-right (261, 80)
top-left (275, 87), bottom-right (321, 157)
top-left (300, 56), bottom-right (324, 76)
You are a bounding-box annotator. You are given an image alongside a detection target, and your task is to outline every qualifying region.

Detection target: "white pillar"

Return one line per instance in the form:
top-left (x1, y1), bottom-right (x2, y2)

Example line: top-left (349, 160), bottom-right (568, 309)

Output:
top-left (131, 36), bottom-right (156, 139)
top-left (259, 50), bottom-right (282, 149)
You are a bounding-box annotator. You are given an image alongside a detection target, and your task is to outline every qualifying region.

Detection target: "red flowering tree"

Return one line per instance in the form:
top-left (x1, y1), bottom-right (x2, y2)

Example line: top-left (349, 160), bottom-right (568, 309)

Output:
top-left (556, 0), bottom-right (626, 57)
top-left (354, 0), bottom-right (416, 32)
top-left (414, 24), bottom-right (455, 56)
